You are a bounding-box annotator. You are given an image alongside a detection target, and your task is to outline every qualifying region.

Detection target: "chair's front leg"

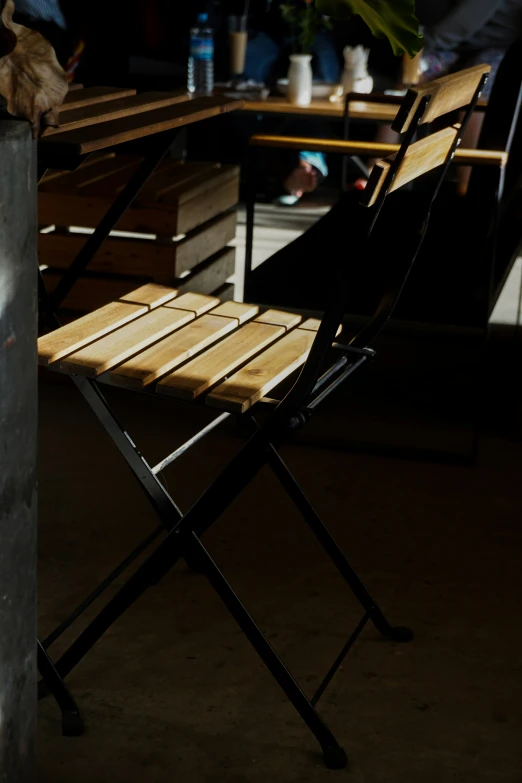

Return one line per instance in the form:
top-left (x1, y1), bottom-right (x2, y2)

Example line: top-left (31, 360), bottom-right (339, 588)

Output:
top-left (185, 532), bottom-right (348, 770)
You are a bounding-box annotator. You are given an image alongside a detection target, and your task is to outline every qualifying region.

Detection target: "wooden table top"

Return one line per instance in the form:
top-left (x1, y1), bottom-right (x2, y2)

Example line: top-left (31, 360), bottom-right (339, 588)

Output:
top-left (241, 95), bottom-right (399, 122)
top-left (39, 88), bottom-right (244, 157)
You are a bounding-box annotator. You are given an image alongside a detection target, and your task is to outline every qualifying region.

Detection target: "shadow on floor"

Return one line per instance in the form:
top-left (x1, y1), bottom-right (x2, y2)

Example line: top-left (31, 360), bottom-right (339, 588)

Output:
top-left (37, 348), bottom-right (522, 782)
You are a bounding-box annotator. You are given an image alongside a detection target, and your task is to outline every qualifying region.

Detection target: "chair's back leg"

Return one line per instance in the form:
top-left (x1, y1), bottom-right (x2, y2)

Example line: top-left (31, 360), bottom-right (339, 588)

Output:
top-left (37, 641), bottom-right (84, 737)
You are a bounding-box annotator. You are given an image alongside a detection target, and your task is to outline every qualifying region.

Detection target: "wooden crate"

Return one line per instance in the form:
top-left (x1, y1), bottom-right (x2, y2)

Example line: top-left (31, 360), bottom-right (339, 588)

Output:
top-left (39, 154), bottom-right (240, 311)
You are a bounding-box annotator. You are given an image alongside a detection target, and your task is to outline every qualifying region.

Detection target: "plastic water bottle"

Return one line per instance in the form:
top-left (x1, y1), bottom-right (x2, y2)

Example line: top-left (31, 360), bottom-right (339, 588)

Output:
top-left (188, 13), bottom-right (214, 95)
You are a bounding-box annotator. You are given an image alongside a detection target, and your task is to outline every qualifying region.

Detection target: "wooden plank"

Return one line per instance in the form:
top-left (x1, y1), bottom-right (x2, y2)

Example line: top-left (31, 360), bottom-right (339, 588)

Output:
top-left (40, 95), bottom-right (244, 155)
top-left (109, 311), bottom-right (239, 389)
top-left (119, 283), bottom-right (178, 308)
top-left (45, 92), bottom-right (189, 137)
top-left (210, 301), bottom-right (258, 323)
top-left (37, 211), bottom-right (237, 281)
top-left (163, 292), bottom-right (219, 315)
top-left (206, 326), bottom-right (316, 413)
top-left (158, 320), bottom-right (285, 401)
top-left (61, 87), bottom-right (138, 112)
top-left (38, 300), bottom-right (148, 366)
top-left (59, 306), bottom-right (196, 377)
top-left (177, 247), bottom-right (236, 296)
top-left (39, 171), bottom-right (239, 237)
top-left (39, 191), bottom-right (181, 236)
top-left (157, 164), bottom-right (239, 207)
top-left (39, 153), bottom-right (116, 187)
top-left (393, 64), bottom-right (491, 133)
top-left (174, 211), bottom-right (237, 275)
top-left (361, 125), bottom-right (460, 208)
top-left (175, 175), bottom-right (240, 235)
top-left (136, 161), bottom-right (218, 205)
top-left (39, 155), bottom-right (139, 195)
top-left (77, 159), bottom-right (145, 198)
top-left (255, 309), bottom-right (302, 330)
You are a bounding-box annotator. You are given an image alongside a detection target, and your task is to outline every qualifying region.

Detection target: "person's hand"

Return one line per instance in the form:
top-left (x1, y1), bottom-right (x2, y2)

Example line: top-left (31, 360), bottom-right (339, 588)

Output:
top-left (283, 160), bottom-right (319, 199)
top-left (0, 0), bottom-right (68, 138)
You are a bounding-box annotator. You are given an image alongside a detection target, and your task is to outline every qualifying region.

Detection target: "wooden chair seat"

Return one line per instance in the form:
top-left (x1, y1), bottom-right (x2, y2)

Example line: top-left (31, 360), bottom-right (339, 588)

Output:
top-left (38, 283), bottom-right (321, 413)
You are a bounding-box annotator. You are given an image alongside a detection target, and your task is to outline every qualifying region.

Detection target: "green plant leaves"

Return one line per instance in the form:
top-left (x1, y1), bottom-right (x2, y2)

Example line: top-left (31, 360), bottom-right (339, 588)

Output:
top-left (316, 0), bottom-right (422, 57)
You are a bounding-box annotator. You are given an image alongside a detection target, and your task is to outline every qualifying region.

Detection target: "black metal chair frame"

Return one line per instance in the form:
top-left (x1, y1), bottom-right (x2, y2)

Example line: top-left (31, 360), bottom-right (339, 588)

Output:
top-left (37, 71), bottom-right (488, 768)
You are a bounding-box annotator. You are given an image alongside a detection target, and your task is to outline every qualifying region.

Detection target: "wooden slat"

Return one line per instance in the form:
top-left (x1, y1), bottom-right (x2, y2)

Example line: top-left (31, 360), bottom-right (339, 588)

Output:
top-left (163, 292), bottom-right (219, 315)
top-left (109, 311), bottom-right (240, 389)
top-left (39, 192), bottom-right (180, 236)
top-left (158, 320), bottom-right (285, 401)
top-left (39, 152), bottom-right (117, 186)
top-left (392, 64), bottom-right (491, 133)
top-left (177, 247), bottom-right (236, 296)
top-left (45, 92), bottom-right (189, 137)
top-left (157, 165), bottom-right (239, 207)
top-left (210, 301), bottom-right (258, 323)
top-left (175, 211), bottom-right (238, 275)
top-left (39, 155), bottom-right (139, 195)
top-left (61, 87), bottom-right (137, 113)
top-left (38, 167), bottom-right (240, 237)
top-left (207, 325), bottom-right (316, 413)
top-left (40, 95), bottom-right (244, 155)
top-left (136, 161), bottom-right (218, 205)
top-left (38, 283), bottom-right (177, 365)
top-left (175, 176), bottom-right (240, 235)
top-left (119, 283), bottom-right (178, 308)
top-left (362, 125), bottom-right (460, 208)
top-left (38, 211), bottom-right (238, 282)
top-left (59, 305), bottom-right (196, 377)
top-left (255, 309), bottom-right (302, 330)
top-left (38, 300), bottom-right (148, 366)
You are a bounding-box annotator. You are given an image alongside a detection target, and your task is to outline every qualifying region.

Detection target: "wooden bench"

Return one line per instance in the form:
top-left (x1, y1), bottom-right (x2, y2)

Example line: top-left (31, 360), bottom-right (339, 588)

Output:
top-left (39, 155), bottom-right (240, 311)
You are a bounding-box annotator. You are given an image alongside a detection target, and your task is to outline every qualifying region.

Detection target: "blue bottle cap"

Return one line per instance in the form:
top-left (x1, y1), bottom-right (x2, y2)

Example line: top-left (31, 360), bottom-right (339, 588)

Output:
top-left (197, 13), bottom-right (209, 23)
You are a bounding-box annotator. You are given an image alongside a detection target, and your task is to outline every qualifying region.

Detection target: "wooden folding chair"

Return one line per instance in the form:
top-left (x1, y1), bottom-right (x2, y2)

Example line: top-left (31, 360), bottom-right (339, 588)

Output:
top-left (37, 64), bottom-right (489, 767)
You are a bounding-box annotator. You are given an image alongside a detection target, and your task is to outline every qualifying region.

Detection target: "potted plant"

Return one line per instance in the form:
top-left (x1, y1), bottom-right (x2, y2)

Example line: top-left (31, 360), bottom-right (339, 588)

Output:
top-left (280, 0), bottom-right (332, 106)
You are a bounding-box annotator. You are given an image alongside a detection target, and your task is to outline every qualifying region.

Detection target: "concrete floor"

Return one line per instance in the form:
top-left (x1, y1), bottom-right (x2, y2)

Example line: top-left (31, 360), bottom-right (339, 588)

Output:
top-left (37, 369), bottom-right (522, 782)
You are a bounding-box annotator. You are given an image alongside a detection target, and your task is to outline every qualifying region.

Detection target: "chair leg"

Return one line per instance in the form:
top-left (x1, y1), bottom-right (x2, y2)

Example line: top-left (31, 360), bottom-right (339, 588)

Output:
top-left (37, 640), bottom-right (84, 737)
top-left (185, 532), bottom-right (348, 770)
top-left (266, 444), bottom-right (413, 643)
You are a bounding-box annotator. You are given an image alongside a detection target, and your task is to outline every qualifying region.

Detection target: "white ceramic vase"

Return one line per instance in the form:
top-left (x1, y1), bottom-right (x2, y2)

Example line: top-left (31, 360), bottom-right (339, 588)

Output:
top-left (287, 54), bottom-right (313, 106)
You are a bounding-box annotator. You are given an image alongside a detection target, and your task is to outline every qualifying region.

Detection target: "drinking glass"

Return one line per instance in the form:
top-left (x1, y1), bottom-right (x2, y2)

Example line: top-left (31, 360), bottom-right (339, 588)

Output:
top-left (228, 15), bottom-right (248, 83)
top-left (402, 49), bottom-right (423, 87)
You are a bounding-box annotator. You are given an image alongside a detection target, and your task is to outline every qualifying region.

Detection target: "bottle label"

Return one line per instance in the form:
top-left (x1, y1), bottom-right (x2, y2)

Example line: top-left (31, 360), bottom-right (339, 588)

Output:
top-left (190, 37), bottom-right (214, 61)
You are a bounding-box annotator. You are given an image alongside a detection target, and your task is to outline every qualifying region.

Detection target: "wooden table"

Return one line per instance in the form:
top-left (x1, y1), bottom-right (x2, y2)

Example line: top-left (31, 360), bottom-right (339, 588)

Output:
top-left (241, 95), bottom-right (399, 123)
top-left (37, 87), bottom-right (243, 315)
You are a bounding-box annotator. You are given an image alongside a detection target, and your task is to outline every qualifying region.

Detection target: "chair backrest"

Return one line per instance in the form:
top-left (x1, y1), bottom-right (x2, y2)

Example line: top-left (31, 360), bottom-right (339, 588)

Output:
top-left (392, 64), bottom-right (491, 134)
top-left (278, 63), bottom-right (491, 413)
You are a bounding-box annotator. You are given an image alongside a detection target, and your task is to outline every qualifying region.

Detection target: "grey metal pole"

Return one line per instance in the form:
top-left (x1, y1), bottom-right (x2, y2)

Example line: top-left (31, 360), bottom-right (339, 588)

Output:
top-left (0, 118), bottom-right (38, 783)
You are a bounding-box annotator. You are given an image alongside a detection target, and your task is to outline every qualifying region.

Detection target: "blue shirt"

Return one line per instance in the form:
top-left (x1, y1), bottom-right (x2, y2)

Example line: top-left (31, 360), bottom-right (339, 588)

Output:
top-left (14, 0), bottom-right (67, 30)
